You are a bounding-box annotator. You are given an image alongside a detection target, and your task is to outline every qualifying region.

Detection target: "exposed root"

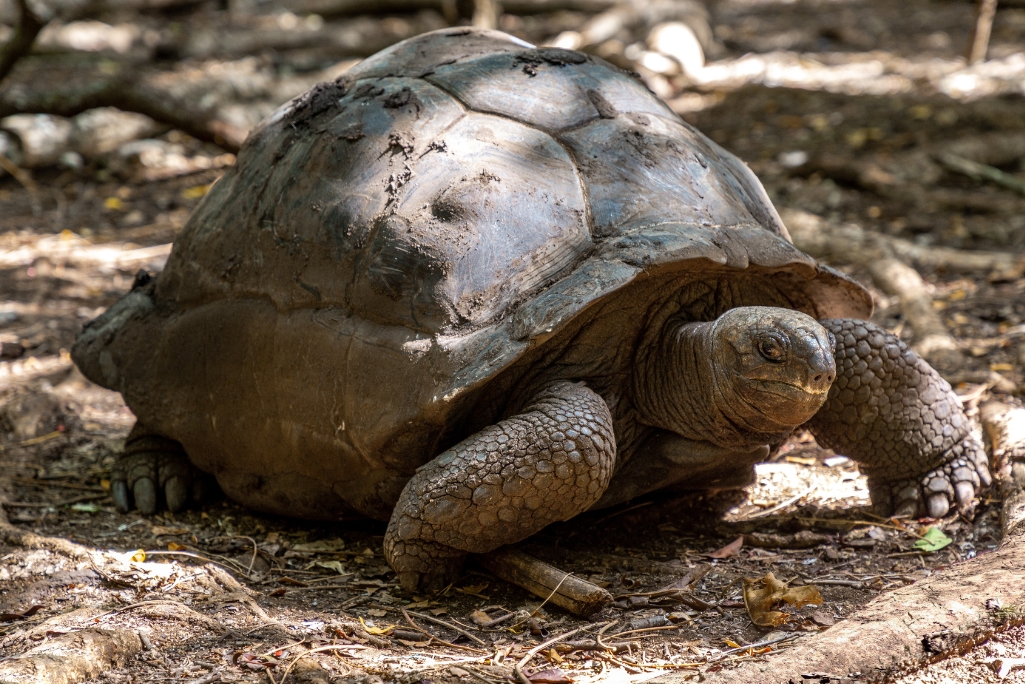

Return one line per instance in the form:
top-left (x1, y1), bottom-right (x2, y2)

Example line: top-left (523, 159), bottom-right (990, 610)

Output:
top-left (0, 628), bottom-right (142, 684)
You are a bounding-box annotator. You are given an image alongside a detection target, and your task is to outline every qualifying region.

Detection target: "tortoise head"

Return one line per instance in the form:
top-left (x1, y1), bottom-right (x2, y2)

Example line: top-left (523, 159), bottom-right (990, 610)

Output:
top-left (709, 306), bottom-right (836, 432)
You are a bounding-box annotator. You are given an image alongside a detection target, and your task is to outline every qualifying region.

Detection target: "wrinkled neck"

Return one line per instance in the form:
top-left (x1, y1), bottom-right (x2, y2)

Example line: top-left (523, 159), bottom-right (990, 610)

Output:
top-left (632, 319), bottom-right (793, 448)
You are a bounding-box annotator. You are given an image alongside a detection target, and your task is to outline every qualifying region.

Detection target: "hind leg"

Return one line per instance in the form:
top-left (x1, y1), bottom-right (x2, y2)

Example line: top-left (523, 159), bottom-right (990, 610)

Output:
top-left (111, 423), bottom-right (215, 514)
top-left (806, 319), bottom-right (991, 518)
top-left (384, 382), bottom-right (616, 592)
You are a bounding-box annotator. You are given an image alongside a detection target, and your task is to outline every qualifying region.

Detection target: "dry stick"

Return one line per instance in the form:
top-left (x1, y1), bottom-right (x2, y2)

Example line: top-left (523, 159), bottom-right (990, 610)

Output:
top-left (231, 535), bottom-right (260, 576)
top-left (401, 608), bottom-right (487, 654)
top-left (10, 477), bottom-right (105, 492)
top-left (513, 624), bottom-right (597, 684)
top-left (937, 152), bottom-right (1025, 198)
top-left (746, 485), bottom-right (816, 519)
top-left (0, 153), bottom-right (39, 202)
top-left (476, 547), bottom-right (612, 617)
top-left (967, 0), bottom-right (999, 64)
top-left (406, 610), bottom-right (487, 646)
top-left (595, 619), bottom-right (618, 652)
top-left (144, 550), bottom-right (249, 578)
top-left (0, 0), bottom-right (45, 84)
top-left (609, 625), bottom-right (681, 639)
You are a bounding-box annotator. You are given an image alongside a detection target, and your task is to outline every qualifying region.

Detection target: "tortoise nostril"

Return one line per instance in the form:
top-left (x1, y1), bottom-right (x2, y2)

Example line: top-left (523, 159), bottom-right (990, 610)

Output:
top-left (811, 372), bottom-right (834, 388)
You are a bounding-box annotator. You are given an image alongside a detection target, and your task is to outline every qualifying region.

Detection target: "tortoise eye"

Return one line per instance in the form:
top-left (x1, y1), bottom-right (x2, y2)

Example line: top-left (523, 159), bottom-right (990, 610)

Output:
top-left (758, 336), bottom-right (788, 363)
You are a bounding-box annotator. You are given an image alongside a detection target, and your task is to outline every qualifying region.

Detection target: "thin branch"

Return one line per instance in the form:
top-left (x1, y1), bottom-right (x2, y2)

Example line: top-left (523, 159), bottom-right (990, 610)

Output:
top-left (0, 0), bottom-right (46, 84)
top-left (967, 0), bottom-right (999, 65)
top-left (514, 624), bottom-right (600, 684)
top-left (406, 610), bottom-right (488, 646)
top-left (0, 64), bottom-right (247, 152)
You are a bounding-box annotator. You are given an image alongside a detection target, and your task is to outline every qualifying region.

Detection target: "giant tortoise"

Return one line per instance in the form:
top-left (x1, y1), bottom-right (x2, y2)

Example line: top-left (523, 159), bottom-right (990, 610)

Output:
top-left (73, 27), bottom-right (991, 591)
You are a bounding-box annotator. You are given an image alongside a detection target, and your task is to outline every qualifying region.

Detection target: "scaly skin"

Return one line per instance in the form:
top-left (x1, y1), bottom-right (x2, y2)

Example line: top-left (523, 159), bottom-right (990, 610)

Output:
top-left (807, 319), bottom-right (992, 518)
top-left (384, 381), bottom-right (616, 592)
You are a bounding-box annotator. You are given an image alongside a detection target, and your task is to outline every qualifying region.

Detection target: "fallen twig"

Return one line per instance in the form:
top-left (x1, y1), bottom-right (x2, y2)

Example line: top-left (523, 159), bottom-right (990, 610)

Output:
top-left (937, 152), bottom-right (1025, 198)
top-left (513, 624), bottom-right (597, 684)
top-left (746, 486), bottom-right (816, 519)
top-left (10, 477), bottom-right (104, 492)
top-left (718, 633), bottom-right (802, 657)
top-left (406, 610), bottom-right (487, 646)
top-left (476, 547), bottom-right (612, 617)
top-left (967, 0), bottom-right (999, 64)
top-left (142, 550), bottom-right (250, 579)
top-left (401, 608), bottom-right (488, 654)
top-left (595, 619), bottom-right (618, 652)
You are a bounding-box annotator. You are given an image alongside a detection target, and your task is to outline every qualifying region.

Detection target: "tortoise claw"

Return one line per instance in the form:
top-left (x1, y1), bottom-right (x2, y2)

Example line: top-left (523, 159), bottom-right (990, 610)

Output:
top-left (111, 480), bottom-right (132, 514)
top-left (133, 477), bottom-right (158, 515)
top-left (927, 493), bottom-right (950, 519)
top-left (164, 475), bottom-right (189, 513)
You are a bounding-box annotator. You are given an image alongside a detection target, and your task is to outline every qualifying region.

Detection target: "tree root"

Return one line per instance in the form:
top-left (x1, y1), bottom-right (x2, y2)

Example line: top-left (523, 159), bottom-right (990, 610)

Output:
top-left (981, 401), bottom-right (1025, 495)
top-left (0, 628), bottom-right (143, 684)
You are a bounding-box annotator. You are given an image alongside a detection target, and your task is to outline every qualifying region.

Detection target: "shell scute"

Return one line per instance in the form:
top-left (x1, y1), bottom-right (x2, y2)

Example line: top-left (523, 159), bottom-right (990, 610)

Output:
top-left (426, 48), bottom-right (676, 132)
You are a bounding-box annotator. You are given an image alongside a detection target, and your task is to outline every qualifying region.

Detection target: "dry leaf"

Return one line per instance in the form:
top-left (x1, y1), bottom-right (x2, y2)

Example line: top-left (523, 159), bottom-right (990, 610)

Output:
top-left (130, 549), bottom-right (146, 563)
top-left (359, 616), bottom-right (394, 635)
top-left (151, 526), bottom-right (188, 536)
top-left (468, 610), bottom-right (492, 626)
top-left (366, 609), bottom-right (387, 618)
top-left (709, 536), bottom-right (744, 559)
top-left (742, 572), bottom-right (823, 627)
top-left (397, 639), bottom-right (430, 647)
top-left (167, 542), bottom-right (187, 551)
top-left (429, 607), bottom-right (449, 616)
top-left (528, 668), bottom-right (573, 683)
top-left (455, 582), bottom-right (490, 598)
top-left (316, 560), bottom-right (347, 574)
top-left (405, 600), bottom-right (430, 609)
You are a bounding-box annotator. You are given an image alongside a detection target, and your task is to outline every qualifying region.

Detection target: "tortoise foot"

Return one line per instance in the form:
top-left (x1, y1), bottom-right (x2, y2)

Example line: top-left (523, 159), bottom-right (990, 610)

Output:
top-left (386, 538), bottom-right (466, 593)
top-left (870, 434), bottom-right (992, 519)
top-left (808, 320), bottom-right (993, 520)
top-left (111, 427), bottom-right (215, 514)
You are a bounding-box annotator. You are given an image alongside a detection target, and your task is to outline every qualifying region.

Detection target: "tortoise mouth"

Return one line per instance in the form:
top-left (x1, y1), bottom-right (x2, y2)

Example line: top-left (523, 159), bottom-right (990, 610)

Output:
top-left (728, 375), bottom-right (831, 428)
top-left (735, 376), bottom-right (832, 398)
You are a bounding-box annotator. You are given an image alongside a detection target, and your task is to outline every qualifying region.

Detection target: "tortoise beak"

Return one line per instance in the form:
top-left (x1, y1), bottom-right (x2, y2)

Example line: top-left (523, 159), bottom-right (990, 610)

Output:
top-left (803, 348), bottom-right (836, 394)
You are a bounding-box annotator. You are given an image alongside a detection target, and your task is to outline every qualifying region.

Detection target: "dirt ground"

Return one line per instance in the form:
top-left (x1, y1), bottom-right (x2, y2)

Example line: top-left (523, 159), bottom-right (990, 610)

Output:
top-left (2, 0), bottom-right (1025, 682)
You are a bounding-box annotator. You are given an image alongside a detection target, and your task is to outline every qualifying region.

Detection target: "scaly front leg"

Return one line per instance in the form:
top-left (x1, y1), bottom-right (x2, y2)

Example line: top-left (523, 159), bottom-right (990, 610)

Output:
top-left (384, 381), bottom-right (616, 591)
top-left (806, 319), bottom-right (991, 518)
